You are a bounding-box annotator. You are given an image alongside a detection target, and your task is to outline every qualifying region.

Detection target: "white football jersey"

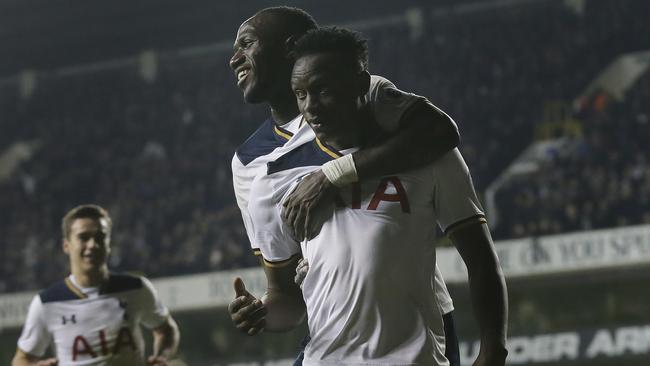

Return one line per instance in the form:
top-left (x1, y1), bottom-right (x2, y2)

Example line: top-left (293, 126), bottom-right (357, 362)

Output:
top-left (249, 143), bottom-right (484, 365)
top-left (17, 274), bottom-right (169, 365)
top-left (231, 75), bottom-right (425, 247)
top-left (235, 76), bottom-right (453, 313)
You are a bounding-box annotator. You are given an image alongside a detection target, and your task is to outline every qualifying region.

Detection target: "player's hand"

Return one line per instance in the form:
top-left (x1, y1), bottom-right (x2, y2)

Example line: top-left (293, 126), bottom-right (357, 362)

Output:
top-left (228, 277), bottom-right (266, 336)
top-left (294, 257), bottom-right (309, 289)
top-left (282, 170), bottom-right (339, 241)
top-left (147, 355), bottom-right (168, 366)
top-left (36, 359), bottom-right (58, 366)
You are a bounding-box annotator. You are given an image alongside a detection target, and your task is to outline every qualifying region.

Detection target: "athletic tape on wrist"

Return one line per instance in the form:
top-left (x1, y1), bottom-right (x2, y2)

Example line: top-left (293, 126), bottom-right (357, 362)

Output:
top-left (321, 154), bottom-right (358, 187)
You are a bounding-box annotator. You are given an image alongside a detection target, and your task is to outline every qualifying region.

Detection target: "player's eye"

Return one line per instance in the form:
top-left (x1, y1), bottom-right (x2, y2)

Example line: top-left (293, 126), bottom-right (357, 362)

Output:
top-left (241, 39), bottom-right (255, 49)
top-left (294, 90), bottom-right (306, 100)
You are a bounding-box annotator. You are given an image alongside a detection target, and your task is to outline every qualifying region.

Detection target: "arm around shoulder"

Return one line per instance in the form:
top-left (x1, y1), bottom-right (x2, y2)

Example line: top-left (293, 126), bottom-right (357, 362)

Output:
top-left (353, 100), bottom-right (460, 179)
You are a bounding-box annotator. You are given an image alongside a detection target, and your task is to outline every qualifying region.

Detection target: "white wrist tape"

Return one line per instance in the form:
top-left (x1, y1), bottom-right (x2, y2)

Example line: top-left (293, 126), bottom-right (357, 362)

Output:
top-left (321, 154), bottom-right (358, 187)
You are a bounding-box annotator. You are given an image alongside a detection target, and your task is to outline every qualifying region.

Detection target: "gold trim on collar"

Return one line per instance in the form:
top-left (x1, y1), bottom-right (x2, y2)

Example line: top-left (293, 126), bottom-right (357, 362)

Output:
top-left (273, 125), bottom-right (293, 140)
top-left (64, 277), bottom-right (88, 299)
top-left (315, 138), bottom-right (341, 159)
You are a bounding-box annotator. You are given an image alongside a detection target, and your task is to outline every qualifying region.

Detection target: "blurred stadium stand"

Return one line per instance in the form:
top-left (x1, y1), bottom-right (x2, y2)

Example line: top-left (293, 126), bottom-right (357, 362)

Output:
top-left (0, 0), bottom-right (648, 365)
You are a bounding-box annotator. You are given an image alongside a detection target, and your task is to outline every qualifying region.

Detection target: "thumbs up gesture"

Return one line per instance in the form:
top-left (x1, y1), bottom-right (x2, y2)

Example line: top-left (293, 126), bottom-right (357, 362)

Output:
top-left (228, 277), bottom-right (267, 335)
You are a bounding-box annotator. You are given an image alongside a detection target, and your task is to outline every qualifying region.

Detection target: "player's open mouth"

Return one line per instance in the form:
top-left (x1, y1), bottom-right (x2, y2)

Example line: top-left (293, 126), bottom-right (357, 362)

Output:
top-left (308, 119), bottom-right (327, 130)
top-left (237, 68), bottom-right (250, 85)
top-left (83, 254), bottom-right (101, 262)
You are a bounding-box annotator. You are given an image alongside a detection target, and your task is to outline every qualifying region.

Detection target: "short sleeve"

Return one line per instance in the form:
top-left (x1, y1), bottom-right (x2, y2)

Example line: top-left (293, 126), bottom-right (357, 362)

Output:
top-left (17, 295), bottom-right (51, 357)
top-left (247, 170), bottom-right (303, 265)
top-left (138, 277), bottom-right (170, 329)
top-left (367, 75), bottom-right (426, 132)
top-left (431, 149), bottom-right (486, 233)
top-left (232, 154), bottom-right (258, 250)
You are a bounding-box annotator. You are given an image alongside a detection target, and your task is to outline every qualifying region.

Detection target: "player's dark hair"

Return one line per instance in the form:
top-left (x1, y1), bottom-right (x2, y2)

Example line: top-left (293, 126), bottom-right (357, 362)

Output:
top-left (292, 26), bottom-right (369, 71)
top-left (256, 6), bottom-right (318, 39)
top-left (62, 204), bottom-right (112, 239)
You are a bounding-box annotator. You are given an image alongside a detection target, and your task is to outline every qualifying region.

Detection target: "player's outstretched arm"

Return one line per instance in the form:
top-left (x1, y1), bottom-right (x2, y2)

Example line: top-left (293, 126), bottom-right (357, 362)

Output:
top-left (449, 222), bottom-right (508, 366)
top-left (147, 316), bottom-right (180, 365)
top-left (12, 349), bottom-right (57, 366)
top-left (353, 101), bottom-right (459, 180)
top-left (229, 256), bottom-right (305, 335)
top-left (283, 101), bottom-right (459, 240)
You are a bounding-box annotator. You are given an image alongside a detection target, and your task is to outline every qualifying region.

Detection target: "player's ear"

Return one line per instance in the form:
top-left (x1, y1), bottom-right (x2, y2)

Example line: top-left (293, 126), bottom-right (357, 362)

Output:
top-left (285, 34), bottom-right (299, 56)
top-left (356, 70), bottom-right (371, 97)
top-left (63, 238), bottom-right (70, 255)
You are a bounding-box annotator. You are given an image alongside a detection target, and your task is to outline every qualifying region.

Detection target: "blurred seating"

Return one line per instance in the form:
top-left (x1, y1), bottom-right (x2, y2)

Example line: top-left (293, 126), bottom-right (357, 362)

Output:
top-left (0, 0), bottom-right (648, 292)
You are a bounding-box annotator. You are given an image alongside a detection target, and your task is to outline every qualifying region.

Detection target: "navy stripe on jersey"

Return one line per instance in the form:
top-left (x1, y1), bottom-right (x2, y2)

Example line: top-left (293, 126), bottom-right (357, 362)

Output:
top-left (40, 280), bottom-right (84, 303)
top-left (444, 214), bottom-right (487, 236)
top-left (267, 139), bottom-right (341, 175)
top-left (100, 273), bottom-right (143, 295)
top-left (39, 274), bottom-right (143, 303)
top-left (262, 253), bottom-right (302, 268)
top-left (236, 119), bottom-right (294, 166)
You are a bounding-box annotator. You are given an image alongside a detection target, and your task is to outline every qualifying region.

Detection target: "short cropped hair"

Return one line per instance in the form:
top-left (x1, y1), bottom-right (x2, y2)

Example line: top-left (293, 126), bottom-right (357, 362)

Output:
top-left (62, 204), bottom-right (112, 239)
top-left (292, 26), bottom-right (369, 71)
top-left (256, 6), bottom-right (318, 39)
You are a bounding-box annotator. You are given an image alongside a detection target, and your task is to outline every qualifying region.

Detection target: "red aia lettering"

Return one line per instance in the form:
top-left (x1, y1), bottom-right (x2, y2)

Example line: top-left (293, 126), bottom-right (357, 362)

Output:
top-left (72, 335), bottom-right (97, 361)
top-left (71, 327), bottom-right (135, 360)
top-left (113, 327), bottom-right (137, 354)
top-left (99, 329), bottom-right (109, 355)
top-left (367, 177), bottom-right (410, 213)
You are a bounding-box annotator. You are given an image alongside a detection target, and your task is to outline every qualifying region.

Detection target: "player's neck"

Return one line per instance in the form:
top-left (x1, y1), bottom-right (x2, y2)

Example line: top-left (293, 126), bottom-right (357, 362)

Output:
top-left (322, 107), bottom-right (374, 150)
top-left (268, 91), bottom-right (299, 125)
top-left (72, 267), bottom-right (109, 288)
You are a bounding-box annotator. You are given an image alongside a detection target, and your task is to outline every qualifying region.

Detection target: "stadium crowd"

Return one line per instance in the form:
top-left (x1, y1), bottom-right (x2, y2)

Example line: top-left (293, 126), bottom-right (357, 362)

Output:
top-left (493, 73), bottom-right (650, 238)
top-left (0, 0), bottom-right (648, 292)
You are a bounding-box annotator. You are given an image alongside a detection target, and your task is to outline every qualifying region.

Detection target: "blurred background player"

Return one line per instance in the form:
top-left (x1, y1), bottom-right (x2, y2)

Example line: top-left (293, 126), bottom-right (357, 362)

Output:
top-left (12, 205), bottom-right (180, 366)
top-left (228, 6), bottom-right (461, 365)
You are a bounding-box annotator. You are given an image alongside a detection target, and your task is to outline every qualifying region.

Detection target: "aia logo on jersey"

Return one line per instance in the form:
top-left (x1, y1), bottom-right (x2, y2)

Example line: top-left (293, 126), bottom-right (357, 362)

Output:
top-left (335, 176), bottom-right (411, 213)
top-left (72, 327), bottom-right (136, 361)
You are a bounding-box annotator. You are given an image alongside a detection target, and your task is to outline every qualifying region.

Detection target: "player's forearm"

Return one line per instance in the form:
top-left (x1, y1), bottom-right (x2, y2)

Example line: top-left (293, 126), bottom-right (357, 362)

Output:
top-left (452, 224), bottom-right (508, 362)
top-left (10, 355), bottom-right (31, 366)
top-left (152, 318), bottom-right (180, 358)
top-left (11, 352), bottom-right (49, 366)
top-left (261, 290), bottom-right (306, 332)
top-left (467, 252), bottom-right (508, 361)
top-left (353, 103), bottom-right (459, 179)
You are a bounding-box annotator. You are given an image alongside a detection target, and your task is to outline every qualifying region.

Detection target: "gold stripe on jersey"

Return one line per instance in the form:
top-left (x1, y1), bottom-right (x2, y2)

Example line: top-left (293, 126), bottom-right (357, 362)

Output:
top-left (262, 254), bottom-right (301, 268)
top-left (316, 138), bottom-right (342, 159)
top-left (64, 277), bottom-right (88, 299)
top-left (273, 125), bottom-right (293, 140)
top-left (444, 214), bottom-right (487, 236)
top-left (252, 248), bottom-right (262, 256)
